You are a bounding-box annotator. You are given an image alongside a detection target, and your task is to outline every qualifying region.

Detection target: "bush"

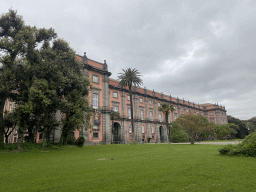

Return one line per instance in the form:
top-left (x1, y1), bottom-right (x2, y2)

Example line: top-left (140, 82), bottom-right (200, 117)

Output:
top-left (76, 136), bottom-right (85, 147)
top-left (170, 122), bottom-right (189, 143)
top-left (67, 136), bottom-right (76, 145)
top-left (219, 131), bottom-right (256, 157)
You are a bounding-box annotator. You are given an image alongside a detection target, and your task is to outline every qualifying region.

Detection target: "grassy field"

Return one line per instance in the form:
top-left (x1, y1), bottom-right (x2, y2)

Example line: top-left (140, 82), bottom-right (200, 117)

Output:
top-left (0, 144), bottom-right (255, 192)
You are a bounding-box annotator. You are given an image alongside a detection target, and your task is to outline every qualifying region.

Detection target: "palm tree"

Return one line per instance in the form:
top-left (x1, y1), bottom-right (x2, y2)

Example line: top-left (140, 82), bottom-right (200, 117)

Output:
top-left (118, 68), bottom-right (142, 142)
top-left (159, 103), bottom-right (176, 146)
top-left (110, 110), bottom-right (121, 143)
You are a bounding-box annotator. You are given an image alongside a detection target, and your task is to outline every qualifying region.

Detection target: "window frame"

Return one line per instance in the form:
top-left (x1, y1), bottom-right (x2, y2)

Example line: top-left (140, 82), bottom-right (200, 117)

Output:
top-left (92, 93), bottom-right (99, 109)
top-left (149, 110), bottom-right (153, 121)
top-left (113, 91), bottom-right (118, 98)
top-left (141, 124), bottom-right (145, 134)
top-left (140, 107), bottom-right (144, 120)
top-left (92, 74), bottom-right (99, 84)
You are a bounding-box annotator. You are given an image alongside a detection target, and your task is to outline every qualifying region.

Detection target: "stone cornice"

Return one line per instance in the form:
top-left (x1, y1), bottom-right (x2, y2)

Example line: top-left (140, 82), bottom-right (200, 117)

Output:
top-left (84, 63), bottom-right (111, 76)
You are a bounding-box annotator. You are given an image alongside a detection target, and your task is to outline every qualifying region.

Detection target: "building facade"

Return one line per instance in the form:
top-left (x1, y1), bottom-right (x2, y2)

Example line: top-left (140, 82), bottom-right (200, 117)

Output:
top-left (3, 52), bottom-right (228, 144)
top-left (75, 53), bottom-right (228, 145)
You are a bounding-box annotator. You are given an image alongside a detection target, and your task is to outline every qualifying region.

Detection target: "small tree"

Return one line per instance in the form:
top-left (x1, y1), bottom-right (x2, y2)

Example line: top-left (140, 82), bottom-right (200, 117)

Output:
top-left (118, 68), bottom-right (142, 142)
top-left (170, 121), bottom-right (189, 143)
top-left (175, 112), bottom-right (214, 144)
top-left (158, 103), bottom-right (176, 146)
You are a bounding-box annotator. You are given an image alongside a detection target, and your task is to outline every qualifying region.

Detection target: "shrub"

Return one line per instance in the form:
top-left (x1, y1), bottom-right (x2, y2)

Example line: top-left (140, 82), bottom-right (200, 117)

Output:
top-left (76, 136), bottom-right (85, 147)
top-left (219, 131), bottom-right (256, 157)
top-left (67, 136), bottom-right (76, 145)
top-left (170, 122), bottom-right (189, 143)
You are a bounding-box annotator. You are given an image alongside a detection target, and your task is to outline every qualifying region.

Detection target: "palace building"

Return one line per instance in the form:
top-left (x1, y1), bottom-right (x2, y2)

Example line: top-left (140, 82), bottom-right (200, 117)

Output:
top-left (3, 52), bottom-right (228, 145)
top-left (73, 53), bottom-right (227, 145)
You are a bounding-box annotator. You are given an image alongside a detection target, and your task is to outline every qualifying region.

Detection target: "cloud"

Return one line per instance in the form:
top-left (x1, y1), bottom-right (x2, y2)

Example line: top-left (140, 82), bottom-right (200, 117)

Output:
top-left (1, 0), bottom-right (256, 120)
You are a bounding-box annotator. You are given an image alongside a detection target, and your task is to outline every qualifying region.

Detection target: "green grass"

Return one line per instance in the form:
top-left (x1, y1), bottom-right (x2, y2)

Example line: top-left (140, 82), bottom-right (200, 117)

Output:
top-left (0, 144), bottom-right (255, 192)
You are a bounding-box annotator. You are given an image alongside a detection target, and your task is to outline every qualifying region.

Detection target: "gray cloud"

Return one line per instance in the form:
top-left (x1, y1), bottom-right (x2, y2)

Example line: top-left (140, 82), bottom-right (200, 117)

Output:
top-left (2, 0), bottom-right (256, 120)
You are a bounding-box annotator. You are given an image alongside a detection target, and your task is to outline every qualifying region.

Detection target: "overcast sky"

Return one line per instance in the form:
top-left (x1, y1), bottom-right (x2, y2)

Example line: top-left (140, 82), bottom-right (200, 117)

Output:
top-left (2, 0), bottom-right (256, 120)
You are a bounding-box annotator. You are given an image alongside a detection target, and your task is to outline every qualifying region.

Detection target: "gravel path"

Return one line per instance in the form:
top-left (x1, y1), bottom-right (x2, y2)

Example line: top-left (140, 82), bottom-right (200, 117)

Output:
top-left (147, 141), bottom-right (242, 145)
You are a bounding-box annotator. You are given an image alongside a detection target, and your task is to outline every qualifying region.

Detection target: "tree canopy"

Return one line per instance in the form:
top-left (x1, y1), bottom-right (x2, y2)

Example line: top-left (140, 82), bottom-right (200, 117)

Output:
top-left (0, 9), bottom-right (90, 149)
top-left (175, 112), bottom-right (215, 144)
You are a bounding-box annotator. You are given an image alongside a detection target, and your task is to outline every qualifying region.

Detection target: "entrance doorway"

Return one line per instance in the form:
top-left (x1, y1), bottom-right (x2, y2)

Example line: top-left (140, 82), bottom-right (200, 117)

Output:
top-left (113, 122), bottom-right (121, 144)
top-left (159, 126), bottom-right (164, 143)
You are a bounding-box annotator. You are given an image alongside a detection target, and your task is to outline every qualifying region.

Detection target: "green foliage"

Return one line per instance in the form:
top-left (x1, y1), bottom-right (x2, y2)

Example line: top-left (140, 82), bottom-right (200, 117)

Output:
top-left (214, 123), bottom-right (238, 140)
top-left (170, 122), bottom-right (189, 143)
top-left (118, 68), bottom-right (142, 142)
top-left (227, 115), bottom-right (248, 138)
top-left (118, 68), bottom-right (142, 88)
top-left (175, 112), bottom-right (214, 144)
top-left (110, 111), bottom-right (121, 121)
top-left (219, 131), bottom-right (256, 157)
top-left (0, 10), bottom-right (91, 148)
top-left (3, 110), bottom-right (18, 143)
top-left (76, 136), bottom-right (85, 147)
top-left (67, 136), bottom-right (76, 145)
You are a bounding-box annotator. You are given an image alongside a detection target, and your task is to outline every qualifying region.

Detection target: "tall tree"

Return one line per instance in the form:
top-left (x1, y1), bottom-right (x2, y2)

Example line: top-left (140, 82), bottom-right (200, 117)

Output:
top-left (158, 103), bottom-right (176, 146)
top-left (0, 9), bottom-right (57, 149)
top-left (118, 68), bottom-right (142, 142)
top-left (0, 9), bottom-right (24, 148)
top-left (28, 79), bottom-right (59, 149)
top-left (227, 115), bottom-right (248, 138)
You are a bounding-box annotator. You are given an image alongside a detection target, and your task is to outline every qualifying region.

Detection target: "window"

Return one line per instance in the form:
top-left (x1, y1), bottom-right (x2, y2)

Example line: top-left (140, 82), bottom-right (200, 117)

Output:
top-left (139, 98), bottom-right (143, 103)
top-left (92, 93), bottom-right (98, 109)
top-left (151, 125), bottom-right (154, 133)
top-left (149, 100), bottom-right (152, 105)
top-left (140, 108), bottom-right (144, 120)
top-left (92, 74), bottom-right (99, 83)
top-left (113, 92), bottom-right (118, 98)
top-left (209, 112), bottom-right (214, 116)
top-left (92, 132), bottom-right (99, 139)
top-left (168, 114), bottom-right (170, 123)
top-left (113, 105), bottom-right (119, 112)
top-left (129, 123), bottom-right (132, 133)
top-left (181, 107), bottom-right (183, 111)
top-left (158, 102), bottom-right (161, 107)
top-left (128, 107), bottom-right (131, 119)
top-left (150, 110), bottom-right (153, 120)
top-left (39, 133), bottom-right (43, 140)
top-left (175, 114), bottom-right (177, 120)
top-left (159, 113), bottom-right (162, 121)
top-left (141, 125), bottom-right (145, 133)
top-left (93, 125), bottom-right (99, 130)
top-left (127, 95), bottom-right (130, 101)
top-left (210, 118), bottom-right (215, 123)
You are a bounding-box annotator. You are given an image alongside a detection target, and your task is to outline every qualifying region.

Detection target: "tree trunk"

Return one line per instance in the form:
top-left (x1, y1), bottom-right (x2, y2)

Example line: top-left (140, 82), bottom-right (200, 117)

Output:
top-left (111, 120), bottom-right (114, 144)
top-left (17, 130), bottom-right (23, 151)
top-left (0, 98), bottom-right (6, 149)
top-left (165, 112), bottom-right (170, 148)
top-left (129, 86), bottom-right (135, 143)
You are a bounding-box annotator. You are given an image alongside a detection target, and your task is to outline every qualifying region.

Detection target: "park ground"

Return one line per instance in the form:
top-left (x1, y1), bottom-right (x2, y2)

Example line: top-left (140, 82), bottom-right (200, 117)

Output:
top-left (0, 143), bottom-right (255, 192)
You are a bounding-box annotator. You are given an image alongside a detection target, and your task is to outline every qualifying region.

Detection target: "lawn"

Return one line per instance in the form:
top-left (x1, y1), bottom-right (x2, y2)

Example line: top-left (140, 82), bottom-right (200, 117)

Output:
top-left (0, 144), bottom-right (255, 192)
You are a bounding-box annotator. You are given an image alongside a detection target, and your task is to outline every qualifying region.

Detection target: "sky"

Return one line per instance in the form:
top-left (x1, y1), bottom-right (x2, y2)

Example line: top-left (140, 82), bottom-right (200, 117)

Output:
top-left (1, 0), bottom-right (256, 120)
